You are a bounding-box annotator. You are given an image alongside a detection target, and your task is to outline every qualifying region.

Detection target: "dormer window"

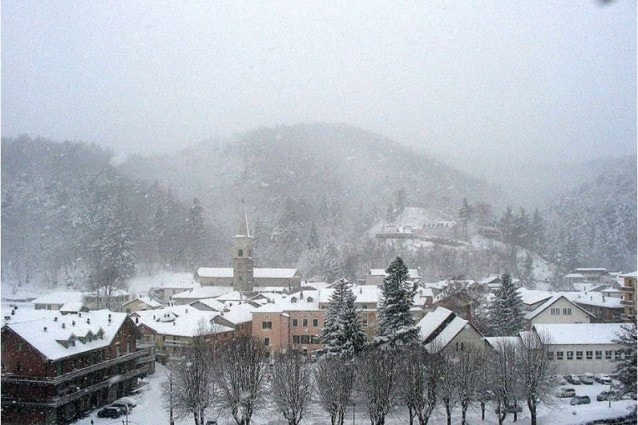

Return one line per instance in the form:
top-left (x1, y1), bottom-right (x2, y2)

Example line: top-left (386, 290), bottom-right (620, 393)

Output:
top-left (238, 249), bottom-right (244, 257)
top-left (291, 297), bottom-right (297, 303)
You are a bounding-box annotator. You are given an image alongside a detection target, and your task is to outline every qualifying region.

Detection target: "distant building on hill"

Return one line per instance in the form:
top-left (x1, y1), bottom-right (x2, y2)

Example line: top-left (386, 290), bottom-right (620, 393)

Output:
top-left (194, 208), bottom-right (301, 292)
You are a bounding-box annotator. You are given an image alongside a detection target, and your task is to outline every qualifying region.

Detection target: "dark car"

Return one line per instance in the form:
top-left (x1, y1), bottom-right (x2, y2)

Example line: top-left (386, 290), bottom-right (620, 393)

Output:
top-left (597, 390), bottom-right (621, 402)
top-left (570, 395), bottom-right (591, 405)
top-left (97, 406), bottom-right (124, 418)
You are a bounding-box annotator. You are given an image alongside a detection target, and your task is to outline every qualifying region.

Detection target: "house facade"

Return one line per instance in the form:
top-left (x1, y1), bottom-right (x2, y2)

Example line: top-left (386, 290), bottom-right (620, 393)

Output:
top-left (620, 271), bottom-right (637, 322)
top-left (524, 295), bottom-right (594, 326)
top-left (1, 310), bottom-right (150, 425)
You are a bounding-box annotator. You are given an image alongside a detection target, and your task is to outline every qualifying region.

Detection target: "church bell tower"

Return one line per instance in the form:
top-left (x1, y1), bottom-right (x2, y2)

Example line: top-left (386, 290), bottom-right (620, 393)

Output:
top-left (233, 204), bottom-right (254, 292)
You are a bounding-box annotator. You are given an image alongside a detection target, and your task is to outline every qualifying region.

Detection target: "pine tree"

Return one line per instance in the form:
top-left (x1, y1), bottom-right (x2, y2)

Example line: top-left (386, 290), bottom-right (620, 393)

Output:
top-left (489, 272), bottom-right (524, 336)
top-left (374, 256), bottom-right (419, 349)
top-left (317, 278), bottom-right (366, 358)
top-left (613, 323), bottom-right (637, 394)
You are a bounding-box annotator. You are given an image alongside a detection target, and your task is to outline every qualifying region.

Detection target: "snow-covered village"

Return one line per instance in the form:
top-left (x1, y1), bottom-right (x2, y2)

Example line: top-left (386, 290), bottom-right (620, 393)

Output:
top-left (1, 2), bottom-right (636, 425)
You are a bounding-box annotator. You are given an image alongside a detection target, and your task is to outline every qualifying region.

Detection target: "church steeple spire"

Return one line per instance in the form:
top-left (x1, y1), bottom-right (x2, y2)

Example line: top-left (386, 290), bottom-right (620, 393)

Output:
top-left (233, 200), bottom-right (254, 292)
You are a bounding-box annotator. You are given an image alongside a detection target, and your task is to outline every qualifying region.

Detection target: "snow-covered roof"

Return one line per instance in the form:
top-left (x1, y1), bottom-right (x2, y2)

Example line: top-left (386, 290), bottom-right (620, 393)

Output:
top-left (196, 267), bottom-right (299, 279)
top-left (85, 288), bottom-right (130, 297)
top-left (4, 309), bottom-right (128, 361)
top-left (564, 273), bottom-right (586, 279)
top-left (136, 306), bottom-right (233, 337)
top-left (171, 286), bottom-right (233, 300)
top-left (416, 307), bottom-right (470, 352)
top-left (485, 336), bottom-right (520, 351)
top-left (479, 275), bottom-right (500, 284)
top-left (254, 291), bottom-right (321, 313)
top-left (217, 303), bottom-right (254, 324)
top-left (621, 271), bottom-right (637, 278)
top-left (565, 292), bottom-right (623, 309)
top-left (533, 323), bottom-right (625, 345)
top-left (317, 285), bottom-right (380, 305)
top-left (189, 298), bottom-right (226, 311)
top-left (60, 302), bottom-right (85, 313)
top-left (196, 267), bottom-right (234, 278)
top-left (122, 296), bottom-right (162, 309)
top-left (369, 269), bottom-right (420, 279)
top-left (32, 291), bottom-right (84, 306)
top-left (524, 295), bottom-right (594, 321)
top-left (574, 268), bottom-right (608, 273)
top-left (516, 288), bottom-right (552, 306)
top-left (254, 268), bottom-right (298, 278)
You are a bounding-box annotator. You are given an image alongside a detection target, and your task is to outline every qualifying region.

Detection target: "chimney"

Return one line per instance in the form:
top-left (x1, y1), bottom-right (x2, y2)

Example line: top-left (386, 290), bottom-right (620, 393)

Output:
top-left (62, 323), bottom-right (66, 329)
top-left (44, 327), bottom-right (47, 332)
top-left (72, 320), bottom-right (76, 326)
top-left (87, 318), bottom-right (90, 324)
top-left (54, 317), bottom-right (58, 322)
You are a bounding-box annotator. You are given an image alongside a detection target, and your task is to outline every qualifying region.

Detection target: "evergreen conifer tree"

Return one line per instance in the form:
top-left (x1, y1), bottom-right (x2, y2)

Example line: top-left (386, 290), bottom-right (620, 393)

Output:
top-left (613, 323), bottom-right (637, 394)
top-left (374, 256), bottom-right (419, 349)
top-left (489, 272), bottom-right (524, 336)
top-left (317, 278), bottom-right (366, 358)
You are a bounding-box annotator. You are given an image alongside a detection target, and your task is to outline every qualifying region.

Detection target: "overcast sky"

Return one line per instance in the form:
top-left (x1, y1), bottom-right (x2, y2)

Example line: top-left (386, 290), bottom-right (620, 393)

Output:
top-left (2, 1), bottom-right (636, 168)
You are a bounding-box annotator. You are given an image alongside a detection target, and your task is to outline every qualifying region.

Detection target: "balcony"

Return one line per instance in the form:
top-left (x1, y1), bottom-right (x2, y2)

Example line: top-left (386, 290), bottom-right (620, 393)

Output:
top-left (1, 365), bottom-right (148, 408)
top-left (621, 299), bottom-right (636, 306)
top-left (1, 349), bottom-right (148, 385)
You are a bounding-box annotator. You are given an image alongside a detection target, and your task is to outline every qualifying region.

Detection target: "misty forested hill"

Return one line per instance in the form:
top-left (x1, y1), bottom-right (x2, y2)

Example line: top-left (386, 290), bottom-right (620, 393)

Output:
top-left (544, 155), bottom-right (637, 271)
top-left (119, 124), bottom-right (504, 269)
top-left (2, 126), bottom-right (635, 292)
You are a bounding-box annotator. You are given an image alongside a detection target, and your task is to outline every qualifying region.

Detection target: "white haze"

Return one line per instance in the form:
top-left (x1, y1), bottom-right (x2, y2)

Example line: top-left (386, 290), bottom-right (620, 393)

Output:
top-left (2, 1), bottom-right (636, 181)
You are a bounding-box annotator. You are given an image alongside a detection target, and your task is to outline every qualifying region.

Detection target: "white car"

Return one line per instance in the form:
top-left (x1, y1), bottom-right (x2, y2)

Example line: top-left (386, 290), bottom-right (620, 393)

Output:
top-left (595, 374), bottom-right (611, 385)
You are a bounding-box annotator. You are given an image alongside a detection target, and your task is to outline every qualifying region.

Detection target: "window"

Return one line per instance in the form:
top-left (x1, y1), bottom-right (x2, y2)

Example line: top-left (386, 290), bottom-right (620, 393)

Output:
top-left (563, 308), bottom-right (572, 315)
top-left (362, 319), bottom-right (368, 328)
top-left (615, 350), bottom-right (623, 360)
top-left (292, 335), bottom-right (300, 344)
top-left (605, 351), bottom-right (612, 360)
top-left (551, 308), bottom-right (560, 316)
top-left (300, 335), bottom-right (311, 344)
top-left (595, 351), bottom-right (602, 360)
top-left (311, 335), bottom-right (321, 344)
top-left (292, 319), bottom-right (298, 327)
top-left (262, 321), bottom-right (272, 330)
top-left (302, 319), bottom-right (308, 327)
top-left (566, 351), bottom-right (573, 360)
top-left (312, 319), bottom-right (319, 327)
top-left (576, 351), bottom-right (583, 360)
top-left (557, 351), bottom-right (564, 360)
top-left (547, 351), bottom-right (554, 360)
top-left (238, 249), bottom-right (243, 257)
top-left (264, 337), bottom-right (270, 346)
top-left (586, 351), bottom-right (593, 360)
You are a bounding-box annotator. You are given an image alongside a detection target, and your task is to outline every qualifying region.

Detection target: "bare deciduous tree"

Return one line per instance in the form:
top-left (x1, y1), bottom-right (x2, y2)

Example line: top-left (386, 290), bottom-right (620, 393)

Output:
top-left (451, 347), bottom-right (485, 425)
top-left (356, 348), bottom-right (398, 425)
top-left (162, 322), bottom-right (217, 425)
top-left (269, 351), bottom-right (313, 425)
top-left (489, 338), bottom-right (521, 425)
top-left (396, 345), bottom-right (444, 425)
top-left (518, 331), bottom-right (556, 425)
top-left (215, 336), bottom-right (269, 425)
top-left (314, 356), bottom-right (356, 425)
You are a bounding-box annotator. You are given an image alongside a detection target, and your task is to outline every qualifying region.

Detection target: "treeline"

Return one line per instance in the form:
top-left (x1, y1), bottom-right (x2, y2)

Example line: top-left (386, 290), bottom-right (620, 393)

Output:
top-left (1, 136), bottom-right (223, 291)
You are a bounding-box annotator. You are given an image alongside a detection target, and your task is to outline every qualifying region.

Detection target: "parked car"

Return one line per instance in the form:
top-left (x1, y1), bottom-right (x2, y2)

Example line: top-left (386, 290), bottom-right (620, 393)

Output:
top-left (554, 375), bottom-right (568, 385)
top-left (570, 395), bottom-right (591, 405)
top-left (581, 373), bottom-right (595, 385)
top-left (558, 387), bottom-right (576, 398)
top-left (111, 396), bottom-right (137, 413)
top-left (97, 406), bottom-right (124, 418)
top-left (205, 421), bottom-right (218, 425)
top-left (567, 374), bottom-right (582, 385)
top-left (595, 374), bottom-right (612, 385)
top-left (110, 402), bottom-right (131, 414)
top-left (597, 390), bottom-right (621, 402)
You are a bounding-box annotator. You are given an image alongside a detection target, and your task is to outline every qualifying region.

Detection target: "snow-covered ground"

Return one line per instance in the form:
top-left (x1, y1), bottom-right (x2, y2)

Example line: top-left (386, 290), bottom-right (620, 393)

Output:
top-left (67, 361), bottom-right (635, 425)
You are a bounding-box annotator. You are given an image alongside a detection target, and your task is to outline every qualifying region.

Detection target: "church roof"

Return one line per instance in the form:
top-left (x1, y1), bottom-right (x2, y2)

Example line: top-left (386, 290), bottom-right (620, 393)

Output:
top-left (196, 267), bottom-right (298, 279)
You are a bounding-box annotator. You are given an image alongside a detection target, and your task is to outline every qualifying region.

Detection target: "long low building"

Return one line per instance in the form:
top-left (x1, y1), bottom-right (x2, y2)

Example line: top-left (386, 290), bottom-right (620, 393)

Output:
top-left (532, 323), bottom-right (626, 374)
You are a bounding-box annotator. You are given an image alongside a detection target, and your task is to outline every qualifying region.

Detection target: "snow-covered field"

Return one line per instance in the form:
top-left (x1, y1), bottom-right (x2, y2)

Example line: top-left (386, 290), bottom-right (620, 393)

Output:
top-left (66, 361), bottom-right (635, 425)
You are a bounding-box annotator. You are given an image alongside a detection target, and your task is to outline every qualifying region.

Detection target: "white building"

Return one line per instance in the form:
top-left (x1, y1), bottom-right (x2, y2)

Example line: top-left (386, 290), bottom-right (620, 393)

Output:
top-left (533, 323), bottom-right (625, 374)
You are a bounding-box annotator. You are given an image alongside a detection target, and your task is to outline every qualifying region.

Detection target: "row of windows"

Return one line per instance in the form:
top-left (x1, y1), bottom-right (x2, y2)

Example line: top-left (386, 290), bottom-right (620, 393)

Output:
top-left (548, 350), bottom-right (624, 361)
top-left (292, 335), bottom-right (321, 344)
top-left (550, 308), bottom-right (572, 316)
top-left (264, 319), bottom-right (370, 329)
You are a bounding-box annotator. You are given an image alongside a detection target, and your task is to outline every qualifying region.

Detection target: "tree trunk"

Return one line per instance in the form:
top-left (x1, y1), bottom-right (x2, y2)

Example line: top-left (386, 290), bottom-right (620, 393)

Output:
top-left (461, 404), bottom-right (468, 425)
top-left (407, 405), bottom-right (415, 425)
top-left (445, 403), bottom-right (451, 425)
top-left (480, 401), bottom-right (485, 421)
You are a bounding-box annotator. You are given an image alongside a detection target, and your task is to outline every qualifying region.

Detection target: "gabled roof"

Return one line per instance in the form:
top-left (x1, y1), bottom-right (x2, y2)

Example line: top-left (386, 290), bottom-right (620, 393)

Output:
top-left (416, 307), bottom-right (473, 353)
top-left (172, 286), bottom-right (233, 300)
top-left (254, 268), bottom-right (299, 279)
top-left (196, 268), bottom-right (233, 278)
top-left (4, 310), bottom-right (127, 361)
top-left (317, 285), bottom-right (380, 305)
top-left (216, 303), bottom-right (254, 325)
top-left (524, 295), bottom-right (595, 321)
top-left (189, 298), bottom-right (226, 312)
top-left (136, 306), bottom-right (233, 337)
top-left (60, 302), bottom-right (86, 313)
top-left (32, 291), bottom-right (84, 306)
top-left (122, 296), bottom-right (162, 309)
